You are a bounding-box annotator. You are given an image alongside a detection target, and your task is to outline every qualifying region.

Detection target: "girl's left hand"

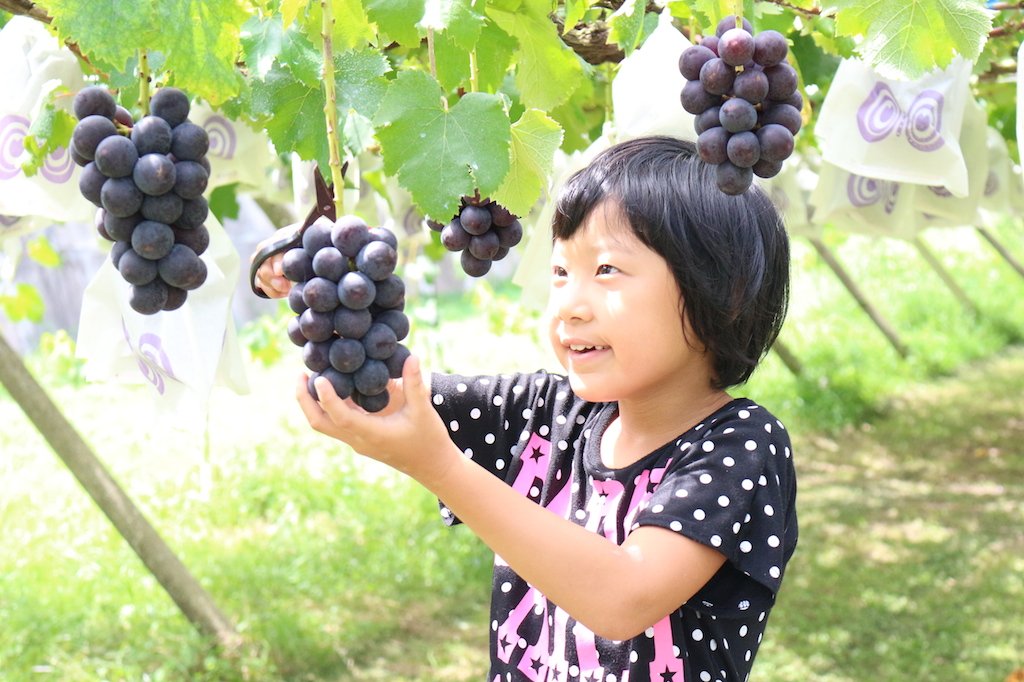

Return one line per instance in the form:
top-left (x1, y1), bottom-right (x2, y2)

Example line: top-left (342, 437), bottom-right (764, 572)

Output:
top-left (295, 354), bottom-right (458, 486)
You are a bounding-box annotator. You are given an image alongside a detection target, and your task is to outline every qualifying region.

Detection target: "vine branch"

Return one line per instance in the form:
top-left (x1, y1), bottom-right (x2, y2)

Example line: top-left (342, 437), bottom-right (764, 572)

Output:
top-left (320, 0), bottom-right (344, 216)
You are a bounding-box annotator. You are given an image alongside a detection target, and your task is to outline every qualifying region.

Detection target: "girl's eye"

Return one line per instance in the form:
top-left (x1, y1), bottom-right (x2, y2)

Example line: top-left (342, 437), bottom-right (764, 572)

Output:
top-left (596, 264), bottom-right (619, 275)
top-left (552, 265), bottom-right (567, 277)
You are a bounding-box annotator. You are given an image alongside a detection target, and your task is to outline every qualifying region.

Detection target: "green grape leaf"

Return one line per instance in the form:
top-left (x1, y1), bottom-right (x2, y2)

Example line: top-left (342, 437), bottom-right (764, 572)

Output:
top-left (281, 0), bottom-right (308, 28)
top-left (43, 0), bottom-right (161, 72)
top-left (303, 0), bottom-right (377, 51)
top-left (149, 0), bottom-right (248, 105)
top-left (608, 0), bottom-right (646, 54)
top-left (26, 236), bottom-right (62, 268)
top-left (21, 97), bottom-right (76, 178)
top-left (374, 70), bottom-right (511, 219)
top-left (419, 0), bottom-right (485, 50)
top-left (492, 109), bottom-right (563, 218)
top-left (209, 183), bottom-right (241, 222)
top-left (250, 65), bottom-right (330, 167)
top-left (487, 4), bottom-right (586, 111)
top-left (0, 283), bottom-right (45, 323)
top-left (364, 0), bottom-right (425, 46)
top-left (562, 0), bottom-right (594, 34)
top-left (240, 15), bottom-right (284, 78)
top-left (833, 0), bottom-right (992, 78)
top-left (433, 30), bottom-right (471, 92)
top-left (474, 19), bottom-right (517, 93)
top-left (334, 48), bottom-right (391, 119)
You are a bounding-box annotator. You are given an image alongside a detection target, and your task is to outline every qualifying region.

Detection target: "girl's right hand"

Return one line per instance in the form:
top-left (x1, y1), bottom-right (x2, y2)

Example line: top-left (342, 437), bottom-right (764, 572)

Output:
top-left (251, 229), bottom-right (294, 299)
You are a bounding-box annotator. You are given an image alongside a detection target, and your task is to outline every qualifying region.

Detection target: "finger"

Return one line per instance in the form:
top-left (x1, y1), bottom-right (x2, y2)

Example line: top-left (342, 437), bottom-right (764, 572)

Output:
top-left (295, 373), bottom-right (332, 430)
top-left (402, 354), bottom-right (432, 411)
top-left (313, 376), bottom-right (369, 430)
top-left (272, 257), bottom-right (284, 277)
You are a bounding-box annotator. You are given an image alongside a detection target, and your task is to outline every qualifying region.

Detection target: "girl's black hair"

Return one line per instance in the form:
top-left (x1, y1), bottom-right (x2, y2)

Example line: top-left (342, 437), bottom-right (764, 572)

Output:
top-left (552, 135), bottom-right (790, 389)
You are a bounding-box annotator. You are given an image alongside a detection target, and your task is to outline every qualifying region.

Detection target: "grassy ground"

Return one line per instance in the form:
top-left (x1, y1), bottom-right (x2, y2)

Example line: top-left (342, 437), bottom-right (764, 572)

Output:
top-left (1, 222), bottom-right (1023, 681)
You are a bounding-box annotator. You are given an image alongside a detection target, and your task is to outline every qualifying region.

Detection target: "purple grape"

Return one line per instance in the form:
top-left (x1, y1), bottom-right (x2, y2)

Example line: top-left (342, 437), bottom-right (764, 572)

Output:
top-left (441, 219), bottom-right (471, 251)
top-left (698, 58), bottom-right (736, 96)
top-left (93, 135), bottom-right (138, 178)
top-left (361, 322), bottom-right (397, 360)
top-left (131, 116), bottom-right (173, 155)
top-left (311, 368), bottom-right (355, 401)
top-left (110, 240), bottom-right (131, 268)
top-left (460, 249), bottom-right (491, 277)
top-left (726, 131), bottom-right (760, 168)
top-left (760, 103), bottom-right (802, 135)
top-left (353, 359), bottom-right (389, 396)
top-left (329, 337), bottom-right (366, 373)
top-left (131, 220), bottom-right (175, 260)
top-left (118, 249), bottom-right (159, 286)
top-left (104, 212), bottom-right (141, 242)
top-left (287, 317), bottom-right (307, 346)
top-left (459, 205), bottom-right (492, 235)
top-left (78, 162), bottom-right (105, 206)
top-left (331, 215), bottom-right (372, 257)
top-left (302, 276), bottom-right (341, 312)
top-left (337, 271), bottom-right (376, 309)
top-left (701, 35), bottom-right (720, 55)
top-left (303, 340), bottom-right (333, 372)
top-left (173, 160), bottom-right (208, 199)
top-left (355, 241), bottom-right (398, 281)
top-left (468, 231), bottom-right (501, 260)
top-left (375, 309), bottom-right (410, 341)
top-left (354, 390), bottom-right (390, 413)
top-left (157, 244), bottom-right (207, 290)
top-left (142, 192), bottom-right (184, 224)
top-left (369, 226), bottom-right (398, 249)
top-left (170, 122), bottom-right (209, 161)
top-left (288, 281), bottom-right (308, 314)
top-left (101, 177), bottom-right (144, 218)
top-left (718, 28), bottom-right (754, 67)
top-left (733, 69), bottom-right (769, 104)
top-left (72, 115), bottom-right (117, 160)
top-left (173, 224), bottom-right (209, 256)
top-left (765, 63), bottom-right (798, 100)
top-left (718, 98), bottom-right (757, 133)
top-left (282, 247), bottom-right (315, 282)
top-left (134, 153), bottom-right (177, 196)
top-left (694, 106), bottom-right (722, 135)
top-left (753, 30), bottom-right (788, 68)
top-left (175, 196), bottom-right (208, 229)
top-left (678, 45), bottom-right (716, 81)
top-left (680, 79), bottom-right (721, 115)
top-left (716, 162), bottom-right (753, 195)
top-left (129, 279), bottom-right (169, 315)
top-left (303, 217), bottom-right (335, 254)
top-left (384, 343), bottom-right (411, 379)
top-left (150, 88), bottom-right (190, 127)
top-left (298, 308), bottom-right (335, 342)
top-left (757, 123), bottom-right (795, 162)
top-left (696, 127), bottom-right (730, 165)
top-left (312, 246), bottom-right (349, 280)
top-left (752, 158), bottom-right (783, 179)
top-left (333, 306), bottom-right (373, 339)
top-left (163, 286), bottom-right (187, 311)
top-left (372, 274), bottom-right (405, 309)
top-left (493, 219), bottom-right (523, 248)
top-left (73, 86), bottom-right (116, 121)
top-left (715, 16), bottom-right (753, 37)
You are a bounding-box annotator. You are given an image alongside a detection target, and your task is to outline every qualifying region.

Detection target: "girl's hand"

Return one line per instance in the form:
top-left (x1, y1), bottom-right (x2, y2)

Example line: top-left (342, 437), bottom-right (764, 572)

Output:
top-left (253, 251), bottom-right (291, 298)
top-left (295, 355), bottom-right (457, 486)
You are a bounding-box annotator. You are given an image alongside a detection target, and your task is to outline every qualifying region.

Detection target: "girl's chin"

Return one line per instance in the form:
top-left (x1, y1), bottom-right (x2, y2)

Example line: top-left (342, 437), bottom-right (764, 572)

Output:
top-left (566, 375), bottom-right (615, 403)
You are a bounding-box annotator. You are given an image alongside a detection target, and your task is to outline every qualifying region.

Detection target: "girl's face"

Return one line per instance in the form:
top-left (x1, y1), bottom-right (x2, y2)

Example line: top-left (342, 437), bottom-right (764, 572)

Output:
top-left (547, 202), bottom-right (714, 405)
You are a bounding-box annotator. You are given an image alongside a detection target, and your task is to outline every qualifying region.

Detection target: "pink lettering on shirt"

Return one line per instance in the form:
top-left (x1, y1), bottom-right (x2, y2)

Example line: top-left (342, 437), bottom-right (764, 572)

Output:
top-left (648, 615), bottom-right (685, 681)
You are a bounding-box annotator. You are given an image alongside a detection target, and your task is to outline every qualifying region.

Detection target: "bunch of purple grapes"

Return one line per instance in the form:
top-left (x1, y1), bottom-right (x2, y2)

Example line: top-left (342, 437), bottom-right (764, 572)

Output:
top-left (282, 215), bottom-right (410, 412)
top-left (679, 16), bottom-right (802, 195)
top-left (71, 85), bottom-right (210, 314)
top-left (428, 195), bottom-right (523, 277)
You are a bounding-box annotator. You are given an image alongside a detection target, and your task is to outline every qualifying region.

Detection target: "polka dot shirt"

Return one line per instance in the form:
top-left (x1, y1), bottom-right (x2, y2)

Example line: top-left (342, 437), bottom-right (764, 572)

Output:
top-left (432, 371), bottom-right (798, 682)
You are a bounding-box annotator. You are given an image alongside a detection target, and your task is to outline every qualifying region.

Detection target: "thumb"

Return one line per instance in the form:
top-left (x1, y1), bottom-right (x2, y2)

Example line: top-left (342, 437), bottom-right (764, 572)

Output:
top-left (401, 354), bottom-right (432, 410)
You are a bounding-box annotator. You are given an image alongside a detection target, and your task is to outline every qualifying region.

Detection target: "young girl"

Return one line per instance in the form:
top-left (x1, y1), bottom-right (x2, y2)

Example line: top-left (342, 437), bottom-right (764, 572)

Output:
top-left (256, 135), bottom-right (797, 681)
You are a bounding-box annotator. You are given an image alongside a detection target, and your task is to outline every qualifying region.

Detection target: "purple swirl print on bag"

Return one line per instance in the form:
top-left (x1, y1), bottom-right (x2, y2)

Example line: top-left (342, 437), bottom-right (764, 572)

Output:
top-left (857, 83), bottom-right (945, 152)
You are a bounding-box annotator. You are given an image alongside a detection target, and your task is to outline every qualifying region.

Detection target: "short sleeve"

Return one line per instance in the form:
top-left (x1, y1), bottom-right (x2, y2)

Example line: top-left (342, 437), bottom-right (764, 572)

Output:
top-left (633, 403), bottom-right (798, 604)
top-left (430, 371), bottom-right (572, 523)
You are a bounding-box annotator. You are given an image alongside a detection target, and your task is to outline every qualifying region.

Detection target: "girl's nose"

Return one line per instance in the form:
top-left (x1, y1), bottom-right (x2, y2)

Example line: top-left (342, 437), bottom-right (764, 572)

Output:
top-left (553, 279), bottom-right (592, 322)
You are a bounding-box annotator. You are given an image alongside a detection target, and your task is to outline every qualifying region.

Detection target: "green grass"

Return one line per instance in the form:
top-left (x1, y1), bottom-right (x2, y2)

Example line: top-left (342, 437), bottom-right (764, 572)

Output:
top-left (1, 222), bottom-right (1023, 680)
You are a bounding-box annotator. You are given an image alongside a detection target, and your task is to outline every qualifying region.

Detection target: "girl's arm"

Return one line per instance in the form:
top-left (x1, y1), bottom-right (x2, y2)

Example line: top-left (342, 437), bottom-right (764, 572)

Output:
top-left (297, 355), bottom-right (726, 641)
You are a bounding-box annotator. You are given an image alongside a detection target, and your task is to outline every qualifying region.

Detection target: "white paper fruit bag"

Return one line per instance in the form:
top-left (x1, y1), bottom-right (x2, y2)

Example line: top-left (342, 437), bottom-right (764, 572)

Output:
top-left (76, 214), bottom-right (248, 420)
top-left (0, 17), bottom-right (94, 226)
top-left (815, 57), bottom-right (973, 197)
top-left (912, 97), bottom-right (988, 229)
top-left (809, 162), bottom-right (918, 240)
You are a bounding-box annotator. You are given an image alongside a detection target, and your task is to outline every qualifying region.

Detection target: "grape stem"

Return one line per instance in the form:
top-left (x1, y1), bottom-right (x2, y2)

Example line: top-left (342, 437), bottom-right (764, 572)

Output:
top-left (320, 0), bottom-right (345, 216)
top-left (426, 28), bottom-right (448, 111)
top-left (138, 49), bottom-right (151, 116)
